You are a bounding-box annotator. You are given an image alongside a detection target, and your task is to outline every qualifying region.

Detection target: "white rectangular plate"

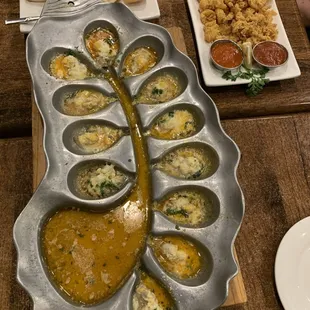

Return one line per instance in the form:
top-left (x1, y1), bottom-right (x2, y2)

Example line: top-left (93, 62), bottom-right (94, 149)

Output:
top-left (20, 0), bottom-right (160, 33)
top-left (187, 0), bottom-right (301, 87)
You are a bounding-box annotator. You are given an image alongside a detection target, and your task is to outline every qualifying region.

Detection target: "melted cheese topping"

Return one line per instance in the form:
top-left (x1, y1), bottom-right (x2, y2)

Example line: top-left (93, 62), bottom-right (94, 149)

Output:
top-left (133, 272), bottom-right (174, 310)
top-left (75, 125), bottom-right (123, 154)
top-left (150, 236), bottom-right (201, 279)
top-left (122, 47), bottom-right (157, 77)
top-left (50, 54), bottom-right (89, 80)
top-left (85, 28), bottom-right (119, 66)
top-left (149, 110), bottom-right (196, 140)
top-left (63, 90), bottom-right (115, 116)
top-left (136, 74), bottom-right (182, 104)
top-left (156, 147), bottom-right (213, 180)
top-left (42, 205), bottom-right (147, 305)
top-left (76, 163), bottom-right (127, 199)
top-left (154, 191), bottom-right (212, 226)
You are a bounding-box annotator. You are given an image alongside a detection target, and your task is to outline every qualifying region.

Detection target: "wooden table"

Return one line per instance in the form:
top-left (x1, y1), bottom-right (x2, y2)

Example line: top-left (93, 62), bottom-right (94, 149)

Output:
top-left (3, 112), bottom-right (310, 310)
top-left (0, 0), bottom-right (32, 138)
top-left (221, 113), bottom-right (310, 309)
top-left (0, 0), bottom-right (310, 309)
top-left (1, 0), bottom-right (310, 137)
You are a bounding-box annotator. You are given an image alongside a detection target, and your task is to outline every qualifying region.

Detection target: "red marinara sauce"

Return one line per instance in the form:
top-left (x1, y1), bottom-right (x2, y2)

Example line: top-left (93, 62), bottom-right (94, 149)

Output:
top-left (253, 41), bottom-right (288, 67)
top-left (211, 42), bottom-right (243, 69)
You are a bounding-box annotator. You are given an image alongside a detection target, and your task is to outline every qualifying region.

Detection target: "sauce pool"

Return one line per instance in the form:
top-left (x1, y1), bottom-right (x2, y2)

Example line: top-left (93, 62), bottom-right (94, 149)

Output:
top-left (253, 42), bottom-right (288, 66)
top-left (211, 42), bottom-right (243, 69)
top-left (42, 66), bottom-right (152, 305)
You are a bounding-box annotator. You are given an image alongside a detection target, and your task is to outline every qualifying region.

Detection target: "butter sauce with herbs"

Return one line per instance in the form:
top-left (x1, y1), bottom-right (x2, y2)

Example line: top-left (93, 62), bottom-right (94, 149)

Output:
top-left (74, 124), bottom-right (123, 154)
top-left (150, 236), bottom-right (202, 279)
top-left (136, 73), bottom-right (181, 104)
top-left (154, 190), bottom-right (212, 226)
top-left (149, 109), bottom-right (196, 140)
top-left (133, 272), bottom-right (174, 310)
top-left (122, 47), bottom-right (157, 77)
top-left (42, 67), bottom-right (151, 305)
top-left (85, 28), bottom-right (119, 67)
top-left (50, 54), bottom-right (90, 80)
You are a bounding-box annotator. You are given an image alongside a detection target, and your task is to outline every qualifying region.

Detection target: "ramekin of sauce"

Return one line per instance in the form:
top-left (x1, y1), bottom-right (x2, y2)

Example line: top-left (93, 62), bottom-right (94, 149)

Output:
top-left (210, 40), bottom-right (244, 70)
top-left (253, 41), bottom-right (288, 68)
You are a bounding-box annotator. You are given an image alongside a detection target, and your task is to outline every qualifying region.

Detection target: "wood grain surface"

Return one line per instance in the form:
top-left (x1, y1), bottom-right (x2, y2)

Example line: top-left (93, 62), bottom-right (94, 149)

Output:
top-left (0, 138), bottom-right (33, 309)
top-left (0, 0), bottom-right (32, 137)
top-left (3, 112), bottom-right (310, 309)
top-left (1, 0), bottom-right (310, 138)
top-left (1, 0), bottom-right (310, 309)
top-left (220, 114), bottom-right (310, 310)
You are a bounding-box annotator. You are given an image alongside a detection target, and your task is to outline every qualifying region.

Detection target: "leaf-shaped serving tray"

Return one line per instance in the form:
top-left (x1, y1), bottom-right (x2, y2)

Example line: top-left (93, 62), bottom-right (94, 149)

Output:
top-left (14, 2), bottom-right (244, 309)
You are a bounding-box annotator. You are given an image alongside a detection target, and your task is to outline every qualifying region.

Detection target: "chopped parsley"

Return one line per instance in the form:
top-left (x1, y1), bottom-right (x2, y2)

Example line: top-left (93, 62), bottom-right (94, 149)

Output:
top-left (185, 121), bottom-right (193, 127)
top-left (65, 50), bottom-right (78, 58)
top-left (99, 181), bottom-right (118, 196)
top-left (152, 87), bottom-right (163, 95)
top-left (191, 170), bottom-right (202, 179)
top-left (86, 278), bottom-right (95, 285)
top-left (105, 37), bottom-right (114, 46)
top-left (166, 208), bottom-right (189, 218)
top-left (168, 111), bottom-right (175, 117)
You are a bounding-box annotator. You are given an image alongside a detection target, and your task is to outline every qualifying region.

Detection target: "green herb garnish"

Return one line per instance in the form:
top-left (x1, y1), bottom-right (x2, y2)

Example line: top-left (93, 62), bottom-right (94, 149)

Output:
top-left (152, 87), bottom-right (163, 95)
top-left (191, 170), bottom-right (202, 179)
top-left (99, 181), bottom-right (118, 196)
top-left (222, 66), bottom-right (269, 96)
top-left (105, 37), bottom-right (114, 46)
top-left (65, 50), bottom-right (78, 58)
top-left (166, 208), bottom-right (189, 218)
top-left (87, 278), bottom-right (95, 285)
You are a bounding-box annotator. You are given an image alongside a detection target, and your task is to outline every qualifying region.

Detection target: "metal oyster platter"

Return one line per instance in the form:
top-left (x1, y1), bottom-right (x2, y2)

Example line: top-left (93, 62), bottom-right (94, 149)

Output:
top-left (14, 2), bottom-right (244, 309)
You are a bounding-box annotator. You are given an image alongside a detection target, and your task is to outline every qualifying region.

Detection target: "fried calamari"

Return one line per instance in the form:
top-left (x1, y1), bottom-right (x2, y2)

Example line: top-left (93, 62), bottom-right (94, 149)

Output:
top-left (199, 0), bottom-right (278, 44)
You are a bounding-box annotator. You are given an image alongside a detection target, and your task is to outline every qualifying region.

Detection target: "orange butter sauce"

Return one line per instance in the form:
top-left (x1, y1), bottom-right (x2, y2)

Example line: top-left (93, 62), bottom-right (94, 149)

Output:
top-left (122, 47), bottom-right (158, 77)
top-left (211, 42), bottom-right (243, 69)
top-left (52, 55), bottom-right (67, 77)
top-left (85, 28), bottom-right (119, 60)
top-left (42, 67), bottom-right (151, 305)
top-left (150, 235), bottom-right (202, 279)
top-left (133, 271), bottom-right (174, 309)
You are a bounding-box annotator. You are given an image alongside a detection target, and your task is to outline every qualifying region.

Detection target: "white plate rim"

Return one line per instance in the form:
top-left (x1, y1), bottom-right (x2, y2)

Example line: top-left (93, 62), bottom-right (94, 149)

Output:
top-left (19, 0), bottom-right (160, 33)
top-left (186, 0), bottom-right (301, 87)
top-left (275, 216), bottom-right (310, 310)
